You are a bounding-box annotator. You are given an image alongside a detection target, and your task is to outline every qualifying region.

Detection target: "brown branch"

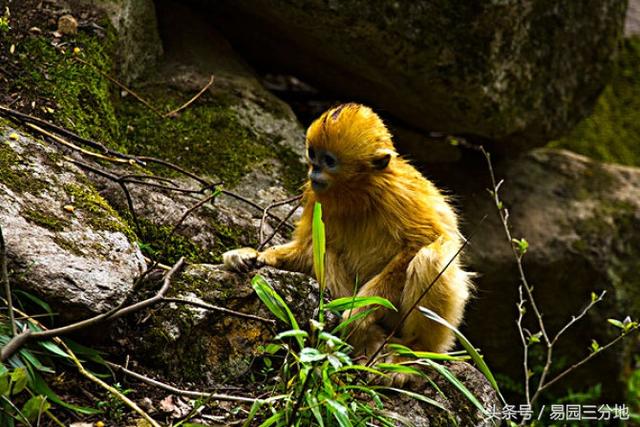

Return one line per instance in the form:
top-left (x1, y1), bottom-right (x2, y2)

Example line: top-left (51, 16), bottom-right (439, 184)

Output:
top-left (106, 362), bottom-right (256, 403)
top-left (164, 75), bottom-right (215, 118)
top-left (0, 225), bottom-right (16, 336)
top-left (162, 297), bottom-right (275, 325)
top-left (168, 191), bottom-right (221, 238)
top-left (258, 198), bottom-right (302, 251)
top-left (0, 258), bottom-right (185, 362)
top-left (535, 326), bottom-right (639, 396)
top-left (258, 195), bottom-right (302, 245)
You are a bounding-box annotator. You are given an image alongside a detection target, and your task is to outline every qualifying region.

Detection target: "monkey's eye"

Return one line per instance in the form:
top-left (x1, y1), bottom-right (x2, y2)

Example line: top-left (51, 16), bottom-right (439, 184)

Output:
top-left (308, 147), bottom-right (316, 160)
top-left (324, 153), bottom-right (337, 169)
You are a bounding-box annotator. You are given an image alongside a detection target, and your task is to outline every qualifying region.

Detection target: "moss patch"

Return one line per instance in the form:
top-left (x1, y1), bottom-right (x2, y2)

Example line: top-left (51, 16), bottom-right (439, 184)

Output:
top-left (64, 183), bottom-right (136, 242)
top-left (12, 32), bottom-right (120, 146)
top-left (21, 206), bottom-right (69, 232)
top-left (116, 87), bottom-right (274, 186)
top-left (0, 141), bottom-right (48, 194)
top-left (548, 37), bottom-right (640, 165)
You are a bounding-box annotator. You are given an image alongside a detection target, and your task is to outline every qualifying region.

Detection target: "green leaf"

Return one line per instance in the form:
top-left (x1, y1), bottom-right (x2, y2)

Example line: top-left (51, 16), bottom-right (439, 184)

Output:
top-left (387, 344), bottom-right (468, 361)
top-left (420, 358), bottom-right (488, 415)
top-left (0, 371), bottom-right (10, 396)
top-left (378, 387), bottom-right (448, 412)
top-left (251, 275), bottom-right (301, 344)
top-left (375, 363), bottom-right (423, 377)
top-left (38, 340), bottom-right (71, 359)
top-left (19, 349), bottom-right (55, 374)
top-left (21, 395), bottom-right (50, 422)
top-left (608, 318), bottom-right (624, 329)
top-left (331, 308), bottom-right (377, 335)
top-left (30, 370), bottom-right (100, 415)
top-left (325, 296), bottom-right (396, 312)
top-left (10, 367), bottom-right (28, 395)
top-left (306, 393), bottom-right (325, 427)
top-left (326, 398), bottom-right (353, 427)
top-left (418, 306), bottom-right (503, 404)
top-left (334, 365), bottom-right (386, 377)
top-left (590, 339), bottom-right (600, 353)
top-left (65, 339), bottom-right (107, 366)
top-left (511, 238), bottom-right (529, 255)
top-left (14, 290), bottom-right (54, 319)
top-left (300, 348), bottom-right (326, 363)
top-left (259, 411), bottom-right (285, 427)
top-left (274, 330), bottom-right (309, 341)
top-left (312, 202), bottom-right (326, 290)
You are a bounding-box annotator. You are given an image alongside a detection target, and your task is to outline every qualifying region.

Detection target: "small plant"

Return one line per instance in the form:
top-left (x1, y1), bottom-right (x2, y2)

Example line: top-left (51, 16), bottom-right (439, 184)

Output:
top-left (0, 7), bottom-right (10, 34)
top-left (97, 382), bottom-right (133, 423)
top-left (245, 202), bottom-right (497, 425)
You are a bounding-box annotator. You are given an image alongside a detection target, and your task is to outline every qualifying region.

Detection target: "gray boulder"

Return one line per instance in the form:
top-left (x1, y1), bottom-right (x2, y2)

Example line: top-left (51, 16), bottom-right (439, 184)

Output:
top-left (205, 0), bottom-right (626, 147)
top-left (0, 124), bottom-right (146, 320)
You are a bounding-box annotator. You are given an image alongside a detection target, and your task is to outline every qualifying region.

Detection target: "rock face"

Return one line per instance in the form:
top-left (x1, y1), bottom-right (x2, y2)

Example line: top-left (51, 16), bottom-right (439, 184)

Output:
top-left (0, 124), bottom-right (146, 320)
top-left (125, 264), bottom-right (322, 384)
top-left (206, 0), bottom-right (626, 147)
top-left (462, 148), bottom-right (640, 399)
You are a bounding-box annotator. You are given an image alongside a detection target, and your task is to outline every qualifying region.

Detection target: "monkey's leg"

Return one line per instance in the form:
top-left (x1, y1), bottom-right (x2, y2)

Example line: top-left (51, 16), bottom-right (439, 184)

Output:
top-left (399, 238), bottom-right (472, 353)
top-left (344, 251), bottom-right (415, 358)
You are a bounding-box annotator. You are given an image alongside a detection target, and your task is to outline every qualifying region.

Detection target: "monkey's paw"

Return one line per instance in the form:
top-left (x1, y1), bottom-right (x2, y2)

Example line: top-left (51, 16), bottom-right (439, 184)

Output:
top-left (222, 248), bottom-right (263, 272)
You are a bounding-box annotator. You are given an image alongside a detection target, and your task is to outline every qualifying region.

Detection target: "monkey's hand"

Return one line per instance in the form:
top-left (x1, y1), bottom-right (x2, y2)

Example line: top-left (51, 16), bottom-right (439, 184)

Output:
top-left (222, 248), bottom-right (264, 272)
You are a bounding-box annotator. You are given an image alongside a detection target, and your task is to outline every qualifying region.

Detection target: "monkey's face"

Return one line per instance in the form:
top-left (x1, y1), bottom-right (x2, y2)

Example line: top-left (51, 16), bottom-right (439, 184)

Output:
top-left (306, 146), bottom-right (338, 193)
top-left (305, 103), bottom-right (396, 195)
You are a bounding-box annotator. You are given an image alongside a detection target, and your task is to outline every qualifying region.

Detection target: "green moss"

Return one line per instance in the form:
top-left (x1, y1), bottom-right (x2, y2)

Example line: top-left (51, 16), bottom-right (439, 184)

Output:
top-left (0, 141), bottom-right (48, 194)
top-left (549, 37), bottom-right (640, 165)
top-left (131, 214), bottom-right (253, 266)
top-left (116, 87), bottom-right (274, 186)
top-left (13, 31), bottom-right (120, 146)
top-left (21, 207), bottom-right (69, 232)
top-left (64, 183), bottom-right (136, 242)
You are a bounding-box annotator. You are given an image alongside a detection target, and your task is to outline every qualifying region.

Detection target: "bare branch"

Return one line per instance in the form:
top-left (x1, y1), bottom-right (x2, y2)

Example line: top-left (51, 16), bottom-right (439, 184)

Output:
top-left (164, 75), bottom-right (215, 118)
top-left (162, 297), bottom-right (276, 325)
top-left (106, 362), bottom-right (257, 403)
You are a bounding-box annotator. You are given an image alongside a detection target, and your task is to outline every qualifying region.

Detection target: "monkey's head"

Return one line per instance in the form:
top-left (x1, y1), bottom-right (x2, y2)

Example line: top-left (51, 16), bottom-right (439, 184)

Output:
top-left (305, 103), bottom-right (396, 194)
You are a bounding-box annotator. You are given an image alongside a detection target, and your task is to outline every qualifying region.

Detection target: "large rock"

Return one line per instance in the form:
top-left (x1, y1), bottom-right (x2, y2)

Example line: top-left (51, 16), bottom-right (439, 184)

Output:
top-left (204, 0), bottom-right (626, 147)
top-left (462, 148), bottom-right (640, 400)
top-left (0, 124), bottom-right (146, 320)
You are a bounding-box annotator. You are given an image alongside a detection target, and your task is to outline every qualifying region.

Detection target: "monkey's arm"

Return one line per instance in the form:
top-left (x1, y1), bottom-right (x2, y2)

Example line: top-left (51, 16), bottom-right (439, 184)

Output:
top-left (223, 205), bottom-right (314, 274)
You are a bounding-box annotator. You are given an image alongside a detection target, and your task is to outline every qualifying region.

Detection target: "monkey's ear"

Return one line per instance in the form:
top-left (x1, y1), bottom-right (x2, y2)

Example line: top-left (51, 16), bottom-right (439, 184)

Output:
top-left (372, 149), bottom-right (394, 170)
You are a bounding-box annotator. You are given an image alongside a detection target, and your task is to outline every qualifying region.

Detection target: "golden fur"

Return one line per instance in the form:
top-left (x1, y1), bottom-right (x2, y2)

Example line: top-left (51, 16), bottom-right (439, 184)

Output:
top-left (224, 103), bottom-right (472, 358)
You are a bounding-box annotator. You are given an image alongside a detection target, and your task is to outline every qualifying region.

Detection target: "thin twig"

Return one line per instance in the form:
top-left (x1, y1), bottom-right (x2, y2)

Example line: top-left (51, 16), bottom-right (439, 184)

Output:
top-left (481, 147), bottom-right (550, 347)
top-left (221, 190), bottom-right (294, 231)
top-left (106, 362), bottom-right (257, 403)
top-left (515, 285), bottom-right (530, 404)
top-left (258, 198), bottom-right (302, 251)
top-left (162, 297), bottom-right (276, 325)
top-left (164, 75), bottom-right (215, 118)
top-left (73, 56), bottom-right (164, 117)
top-left (168, 191), bottom-right (221, 238)
top-left (26, 123), bottom-right (130, 163)
top-left (535, 326), bottom-right (639, 396)
top-left (530, 291), bottom-right (607, 405)
top-left (0, 225), bottom-right (16, 336)
top-left (258, 195), bottom-right (302, 245)
top-left (59, 339), bottom-right (161, 427)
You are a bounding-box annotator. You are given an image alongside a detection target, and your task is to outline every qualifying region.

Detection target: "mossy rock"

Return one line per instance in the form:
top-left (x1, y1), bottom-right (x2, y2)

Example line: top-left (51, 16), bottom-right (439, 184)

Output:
top-left (549, 37), bottom-right (640, 166)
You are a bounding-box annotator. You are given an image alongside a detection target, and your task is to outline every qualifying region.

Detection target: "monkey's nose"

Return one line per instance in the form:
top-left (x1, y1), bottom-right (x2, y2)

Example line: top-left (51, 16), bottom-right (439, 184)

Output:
top-left (310, 178), bottom-right (328, 192)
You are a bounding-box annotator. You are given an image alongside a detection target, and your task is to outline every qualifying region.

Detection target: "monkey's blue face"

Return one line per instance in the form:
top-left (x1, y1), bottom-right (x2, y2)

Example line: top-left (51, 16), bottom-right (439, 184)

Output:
top-left (307, 146), bottom-right (339, 193)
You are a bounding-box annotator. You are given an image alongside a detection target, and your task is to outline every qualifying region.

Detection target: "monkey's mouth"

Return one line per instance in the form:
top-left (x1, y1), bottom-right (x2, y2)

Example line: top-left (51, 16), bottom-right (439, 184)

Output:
top-left (310, 178), bottom-right (329, 193)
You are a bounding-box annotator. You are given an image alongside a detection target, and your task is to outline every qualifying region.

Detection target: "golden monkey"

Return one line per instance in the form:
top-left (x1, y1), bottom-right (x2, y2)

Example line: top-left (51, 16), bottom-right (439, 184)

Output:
top-left (224, 103), bottom-right (472, 359)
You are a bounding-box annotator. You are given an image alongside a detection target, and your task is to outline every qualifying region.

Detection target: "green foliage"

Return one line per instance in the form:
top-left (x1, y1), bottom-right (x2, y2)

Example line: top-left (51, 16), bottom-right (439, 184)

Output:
top-left (96, 382), bottom-right (132, 423)
top-left (548, 37), bottom-right (640, 165)
top-left (1, 291), bottom-right (103, 425)
top-left (246, 202), bottom-right (488, 425)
